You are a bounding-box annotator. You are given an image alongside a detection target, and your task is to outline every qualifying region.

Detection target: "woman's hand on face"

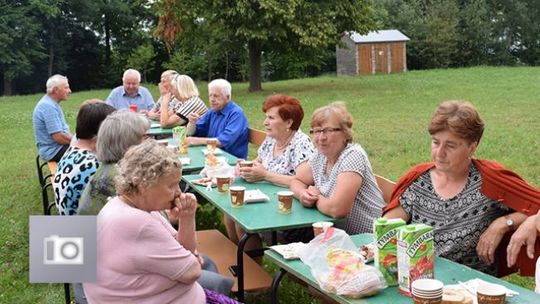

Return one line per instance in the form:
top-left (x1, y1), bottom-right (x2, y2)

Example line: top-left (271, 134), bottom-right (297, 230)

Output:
top-left (240, 161), bottom-right (266, 182)
top-left (506, 214), bottom-right (538, 267)
top-left (476, 218), bottom-right (507, 265)
top-left (173, 193), bottom-right (198, 218)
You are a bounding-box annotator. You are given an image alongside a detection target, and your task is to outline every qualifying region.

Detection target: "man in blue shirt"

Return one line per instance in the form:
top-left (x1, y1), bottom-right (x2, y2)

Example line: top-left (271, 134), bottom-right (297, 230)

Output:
top-left (186, 79), bottom-right (249, 159)
top-left (33, 74), bottom-right (73, 162)
top-left (106, 69), bottom-right (154, 111)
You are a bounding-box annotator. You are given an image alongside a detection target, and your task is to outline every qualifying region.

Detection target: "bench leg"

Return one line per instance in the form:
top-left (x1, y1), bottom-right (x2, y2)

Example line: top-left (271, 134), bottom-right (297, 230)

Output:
top-left (271, 268), bottom-right (287, 304)
top-left (235, 232), bottom-right (255, 302)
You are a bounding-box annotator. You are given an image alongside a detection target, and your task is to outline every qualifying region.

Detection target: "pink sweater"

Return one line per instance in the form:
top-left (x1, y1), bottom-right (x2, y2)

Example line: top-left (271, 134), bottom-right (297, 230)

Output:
top-left (83, 197), bottom-right (205, 303)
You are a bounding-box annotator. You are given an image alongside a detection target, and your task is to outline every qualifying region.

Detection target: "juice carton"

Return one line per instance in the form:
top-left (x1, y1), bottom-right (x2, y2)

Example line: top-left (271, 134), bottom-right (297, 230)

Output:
top-left (172, 126), bottom-right (188, 154)
top-left (373, 217), bottom-right (406, 286)
top-left (396, 224), bottom-right (434, 296)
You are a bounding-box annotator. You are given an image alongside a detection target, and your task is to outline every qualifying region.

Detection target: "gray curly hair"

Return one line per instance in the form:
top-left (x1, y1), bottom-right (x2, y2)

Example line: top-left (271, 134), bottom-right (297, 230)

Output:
top-left (115, 139), bottom-right (182, 195)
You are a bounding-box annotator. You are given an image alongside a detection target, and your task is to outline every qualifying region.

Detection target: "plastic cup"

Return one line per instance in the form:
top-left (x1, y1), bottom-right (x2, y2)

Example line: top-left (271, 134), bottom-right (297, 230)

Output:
top-left (216, 176), bottom-right (231, 193)
top-left (129, 104), bottom-right (138, 112)
top-left (239, 160), bottom-right (253, 168)
top-left (230, 186), bottom-right (245, 208)
top-left (312, 221), bottom-right (334, 237)
top-left (477, 283), bottom-right (506, 304)
top-left (207, 138), bottom-right (218, 152)
top-left (277, 190), bottom-right (293, 214)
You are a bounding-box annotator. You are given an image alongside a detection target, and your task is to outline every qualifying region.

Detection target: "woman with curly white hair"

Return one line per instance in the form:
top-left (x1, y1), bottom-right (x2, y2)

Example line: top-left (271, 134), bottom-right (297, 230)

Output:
top-left (83, 140), bottom-right (238, 304)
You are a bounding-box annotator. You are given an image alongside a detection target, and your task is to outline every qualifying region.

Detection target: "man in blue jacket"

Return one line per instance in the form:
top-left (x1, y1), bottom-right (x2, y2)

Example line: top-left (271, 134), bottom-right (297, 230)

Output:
top-left (186, 79), bottom-right (249, 159)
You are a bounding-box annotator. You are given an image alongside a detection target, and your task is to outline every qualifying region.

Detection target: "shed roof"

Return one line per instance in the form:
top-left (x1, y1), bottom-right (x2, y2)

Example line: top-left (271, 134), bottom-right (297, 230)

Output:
top-left (348, 30), bottom-right (410, 43)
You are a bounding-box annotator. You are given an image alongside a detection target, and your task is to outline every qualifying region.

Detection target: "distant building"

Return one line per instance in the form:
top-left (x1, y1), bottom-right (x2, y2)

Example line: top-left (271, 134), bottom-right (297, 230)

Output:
top-left (336, 30), bottom-right (410, 76)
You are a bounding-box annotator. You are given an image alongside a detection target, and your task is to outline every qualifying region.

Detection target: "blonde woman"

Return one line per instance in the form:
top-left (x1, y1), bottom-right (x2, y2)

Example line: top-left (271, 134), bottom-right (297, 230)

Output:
top-left (146, 70), bottom-right (178, 120)
top-left (160, 74), bottom-right (207, 128)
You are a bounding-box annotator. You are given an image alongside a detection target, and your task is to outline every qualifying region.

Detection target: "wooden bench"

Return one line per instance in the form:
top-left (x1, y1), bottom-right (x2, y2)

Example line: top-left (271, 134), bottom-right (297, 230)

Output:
top-left (248, 127), bottom-right (267, 146)
top-left (196, 229), bottom-right (272, 293)
top-left (375, 174), bottom-right (395, 205)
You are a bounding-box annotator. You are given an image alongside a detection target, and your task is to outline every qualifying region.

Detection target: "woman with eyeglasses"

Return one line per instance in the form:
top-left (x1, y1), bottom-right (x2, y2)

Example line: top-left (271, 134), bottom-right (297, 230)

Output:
top-left (159, 74), bottom-right (208, 128)
top-left (291, 102), bottom-right (384, 234)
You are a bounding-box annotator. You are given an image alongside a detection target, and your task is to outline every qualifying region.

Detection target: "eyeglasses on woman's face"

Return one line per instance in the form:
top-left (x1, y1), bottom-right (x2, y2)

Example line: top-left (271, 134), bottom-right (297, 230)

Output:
top-left (309, 127), bottom-right (342, 136)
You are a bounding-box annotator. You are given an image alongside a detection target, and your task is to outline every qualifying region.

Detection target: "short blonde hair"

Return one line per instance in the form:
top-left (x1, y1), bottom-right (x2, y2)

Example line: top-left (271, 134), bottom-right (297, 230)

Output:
top-left (310, 102), bottom-right (353, 143)
top-left (428, 100), bottom-right (484, 144)
top-left (171, 74), bottom-right (199, 100)
top-left (115, 140), bottom-right (182, 195)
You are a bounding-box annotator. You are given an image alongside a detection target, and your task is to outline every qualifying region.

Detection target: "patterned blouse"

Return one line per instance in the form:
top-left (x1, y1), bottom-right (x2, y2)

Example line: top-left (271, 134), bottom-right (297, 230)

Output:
top-left (258, 130), bottom-right (314, 176)
top-left (151, 96), bottom-right (179, 112)
top-left (400, 164), bottom-right (509, 275)
top-left (53, 146), bottom-right (99, 215)
top-left (308, 143), bottom-right (384, 234)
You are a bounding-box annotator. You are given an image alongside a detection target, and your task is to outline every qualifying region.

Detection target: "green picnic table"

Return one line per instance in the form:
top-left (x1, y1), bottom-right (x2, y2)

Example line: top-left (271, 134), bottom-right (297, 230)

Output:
top-left (182, 175), bottom-right (341, 302)
top-left (265, 233), bottom-right (540, 303)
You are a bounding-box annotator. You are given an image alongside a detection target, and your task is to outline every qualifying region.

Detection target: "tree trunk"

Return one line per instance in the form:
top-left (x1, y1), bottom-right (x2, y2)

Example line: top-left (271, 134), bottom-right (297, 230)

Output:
top-left (3, 73), bottom-right (12, 96)
top-left (104, 15), bottom-right (111, 64)
top-left (248, 40), bottom-right (262, 92)
top-left (48, 21), bottom-right (55, 77)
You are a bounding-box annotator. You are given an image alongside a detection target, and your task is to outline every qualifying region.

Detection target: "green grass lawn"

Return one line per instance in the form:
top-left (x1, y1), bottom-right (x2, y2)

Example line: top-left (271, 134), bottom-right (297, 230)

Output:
top-left (0, 66), bottom-right (538, 302)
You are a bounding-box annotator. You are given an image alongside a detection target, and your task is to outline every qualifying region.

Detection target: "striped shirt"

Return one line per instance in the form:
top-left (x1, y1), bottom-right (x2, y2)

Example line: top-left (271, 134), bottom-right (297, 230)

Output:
top-left (175, 96), bottom-right (208, 122)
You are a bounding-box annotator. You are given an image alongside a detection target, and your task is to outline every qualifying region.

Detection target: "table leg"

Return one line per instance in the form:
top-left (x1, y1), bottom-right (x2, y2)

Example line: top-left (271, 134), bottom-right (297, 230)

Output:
top-left (236, 232), bottom-right (254, 302)
top-left (271, 268), bottom-right (287, 304)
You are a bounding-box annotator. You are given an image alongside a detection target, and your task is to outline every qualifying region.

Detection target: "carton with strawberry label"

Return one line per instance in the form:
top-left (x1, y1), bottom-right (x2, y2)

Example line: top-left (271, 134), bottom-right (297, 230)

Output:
top-left (396, 224), bottom-right (434, 296)
top-left (373, 218), bottom-right (406, 286)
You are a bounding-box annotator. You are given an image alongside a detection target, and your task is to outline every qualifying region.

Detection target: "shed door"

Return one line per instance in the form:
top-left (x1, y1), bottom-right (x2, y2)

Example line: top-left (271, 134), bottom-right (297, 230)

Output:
top-left (391, 42), bottom-right (405, 73)
top-left (374, 44), bottom-right (388, 74)
top-left (358, 45), bottom-right (372, 75)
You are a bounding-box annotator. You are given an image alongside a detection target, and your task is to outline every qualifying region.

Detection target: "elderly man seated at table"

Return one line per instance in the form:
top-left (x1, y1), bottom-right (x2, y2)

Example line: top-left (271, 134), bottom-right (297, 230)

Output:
top-left (384, 100), bottom-right (540, 277)
top-left (186, 79), bottom-right (248, 159)
top-left (83, 140), bottom-right (238, 303)
top-left (33, 74), bottom-right (73, 162)
top-left (291, 102), bottom-right (384, 234)
top-left (106, 69), bottom-right (154, 111)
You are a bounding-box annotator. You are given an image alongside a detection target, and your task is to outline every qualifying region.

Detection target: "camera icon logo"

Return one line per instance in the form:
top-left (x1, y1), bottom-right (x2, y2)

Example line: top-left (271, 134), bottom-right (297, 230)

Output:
top-left (43, 235), bottom-right (84, 265)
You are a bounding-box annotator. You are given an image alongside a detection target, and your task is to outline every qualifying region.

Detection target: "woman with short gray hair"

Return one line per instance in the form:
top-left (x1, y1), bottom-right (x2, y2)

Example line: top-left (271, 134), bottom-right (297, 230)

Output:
top-left (84, 140), bottom-right (238, 303)
top-left (77, 111), bottom-right (149, 215)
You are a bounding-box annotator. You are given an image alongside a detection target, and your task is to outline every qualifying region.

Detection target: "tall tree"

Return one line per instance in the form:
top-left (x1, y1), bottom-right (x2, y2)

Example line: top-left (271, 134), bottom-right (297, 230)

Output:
top-left (155, 0), bottom-right (376, 91)
top-left (0, 0), bottom-right (48, 95)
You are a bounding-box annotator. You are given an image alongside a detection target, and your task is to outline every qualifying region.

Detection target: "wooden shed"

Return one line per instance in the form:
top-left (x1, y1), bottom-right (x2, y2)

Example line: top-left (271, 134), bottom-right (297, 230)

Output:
top-left (336, 30), bottom-right (410, 76)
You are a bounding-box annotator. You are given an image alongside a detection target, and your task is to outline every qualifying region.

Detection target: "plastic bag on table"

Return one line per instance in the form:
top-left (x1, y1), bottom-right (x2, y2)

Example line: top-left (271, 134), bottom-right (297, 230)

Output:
top-left (297, 227), bottom-right (387, 298)
top-left (200, 158), bottom-right (235, 179)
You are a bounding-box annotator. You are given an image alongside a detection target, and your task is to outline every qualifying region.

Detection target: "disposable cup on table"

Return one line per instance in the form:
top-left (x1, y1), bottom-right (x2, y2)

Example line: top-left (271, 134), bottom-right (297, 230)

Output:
top-left (230, 186), bottom-right (245, 208)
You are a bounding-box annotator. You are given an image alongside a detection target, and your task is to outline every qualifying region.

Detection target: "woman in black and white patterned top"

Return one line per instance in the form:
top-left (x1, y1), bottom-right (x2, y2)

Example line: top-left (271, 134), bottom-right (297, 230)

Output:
top-left (225, 95), bottom-right (315, 260)
top-left (384, 101), bottom-right (532, 275)
top-left (291, 102), bottom-right (384, 234)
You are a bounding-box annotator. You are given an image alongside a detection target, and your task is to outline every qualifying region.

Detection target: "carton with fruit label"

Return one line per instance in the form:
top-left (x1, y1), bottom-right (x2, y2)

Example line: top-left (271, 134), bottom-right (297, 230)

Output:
top-left (396, 224), bottom-right (434, 296)
top-left (373, 218), bottom-right (406, 286)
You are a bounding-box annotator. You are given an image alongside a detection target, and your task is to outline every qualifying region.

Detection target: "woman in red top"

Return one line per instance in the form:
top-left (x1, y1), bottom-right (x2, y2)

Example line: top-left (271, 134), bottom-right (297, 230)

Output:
top-left (384, 100), bottom-right (540, 276)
